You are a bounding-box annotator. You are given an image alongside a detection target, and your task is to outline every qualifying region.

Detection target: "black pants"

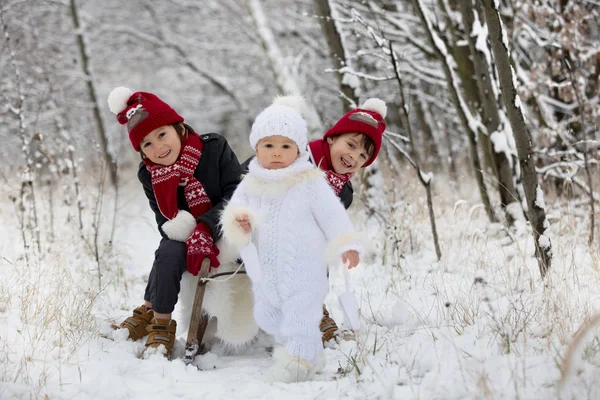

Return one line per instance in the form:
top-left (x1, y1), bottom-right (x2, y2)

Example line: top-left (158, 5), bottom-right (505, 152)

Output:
top-left (144, 239), bottom-right (187, 314)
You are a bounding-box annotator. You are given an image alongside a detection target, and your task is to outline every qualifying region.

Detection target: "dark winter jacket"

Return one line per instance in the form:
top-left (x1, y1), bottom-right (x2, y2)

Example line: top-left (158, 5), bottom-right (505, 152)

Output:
top-left (240, 155), bottom-right (354, 209)
top-left (138, 132), bottom-right (242, 241)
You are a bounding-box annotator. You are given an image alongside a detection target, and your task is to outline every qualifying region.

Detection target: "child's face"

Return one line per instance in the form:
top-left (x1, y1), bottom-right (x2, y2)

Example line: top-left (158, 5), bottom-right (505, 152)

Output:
top-left (256, 135), bottom-right (300, 170)
top-left (140, 125), bottom-right (181, 166)
top-left (326, 133), bottom-right (369, 174)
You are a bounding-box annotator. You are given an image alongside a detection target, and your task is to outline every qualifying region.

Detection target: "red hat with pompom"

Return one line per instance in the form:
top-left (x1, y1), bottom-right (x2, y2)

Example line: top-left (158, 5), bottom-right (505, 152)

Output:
top-left (324, 98), bottom-right (387, 167)
top-left (107, 87), bottom-right (184, 151)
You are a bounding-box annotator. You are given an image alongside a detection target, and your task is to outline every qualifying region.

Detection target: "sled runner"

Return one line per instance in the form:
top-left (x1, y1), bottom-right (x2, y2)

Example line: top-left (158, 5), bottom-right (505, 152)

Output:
top-left (183, 258), bottom-right (211, 364)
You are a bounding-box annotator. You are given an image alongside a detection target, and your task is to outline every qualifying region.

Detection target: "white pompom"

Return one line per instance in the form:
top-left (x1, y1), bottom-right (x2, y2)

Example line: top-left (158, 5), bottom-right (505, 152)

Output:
top-left (107, 86), bottom-right (134, 114)
top-left (360, 98), bottom-right (387, 119)
top-left (273, 95), bottom-right (307, 116)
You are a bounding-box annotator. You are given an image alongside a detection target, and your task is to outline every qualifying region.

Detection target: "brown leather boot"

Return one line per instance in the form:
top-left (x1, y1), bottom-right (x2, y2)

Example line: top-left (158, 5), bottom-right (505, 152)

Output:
top-left (144, 318), bottom-right (177, 359)
top-left (116, 305), bottom-right (154, 341)
top-left (320, 305), bottom-right (339, 343)
top-left (320, 305), bottom-right (356, 343)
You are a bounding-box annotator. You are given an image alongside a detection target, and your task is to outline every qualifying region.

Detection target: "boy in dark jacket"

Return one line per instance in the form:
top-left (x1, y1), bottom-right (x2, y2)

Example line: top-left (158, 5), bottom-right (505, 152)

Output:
top-left (107, 87), bottom-right (243, 358)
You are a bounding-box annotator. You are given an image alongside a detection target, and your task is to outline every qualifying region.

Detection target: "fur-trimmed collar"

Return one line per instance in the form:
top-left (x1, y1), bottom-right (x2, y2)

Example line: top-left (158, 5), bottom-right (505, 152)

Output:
top-left (245, 156), bottom-right (323, 195)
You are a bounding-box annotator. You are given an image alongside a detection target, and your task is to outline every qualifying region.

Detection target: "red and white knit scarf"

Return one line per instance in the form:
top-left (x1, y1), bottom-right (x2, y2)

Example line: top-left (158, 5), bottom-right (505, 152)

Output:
top-left (145, 131), bottom-right (212, 220)
top-left (308, 138), bottom-right (353, 195)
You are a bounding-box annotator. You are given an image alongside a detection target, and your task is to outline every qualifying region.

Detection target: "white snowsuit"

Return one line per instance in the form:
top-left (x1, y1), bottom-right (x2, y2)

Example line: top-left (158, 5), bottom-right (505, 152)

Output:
top-left (221, 157), bottom-right (365, 365)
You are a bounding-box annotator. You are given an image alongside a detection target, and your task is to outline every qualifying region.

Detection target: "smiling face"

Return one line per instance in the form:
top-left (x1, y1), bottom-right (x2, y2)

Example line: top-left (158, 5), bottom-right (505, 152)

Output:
top-left (326, 133), bottom-right (371, 174)
top-left (140, 124), bottom-right (182, 166)
top-left (255, 135), bottom-right (300, 170)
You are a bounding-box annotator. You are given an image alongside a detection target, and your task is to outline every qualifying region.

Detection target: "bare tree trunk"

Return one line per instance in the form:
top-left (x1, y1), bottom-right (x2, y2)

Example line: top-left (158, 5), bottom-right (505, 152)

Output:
top-left (69, 148), bottom-right (85, 231)
top-left (413, 93), bottom-right (442, 171)
top-left (413, 0), bottom-right (497, 223)
top-left (1, 4), bottom-right (41, 259)
top-left (439, 0), bottom-right (500, 176)
top-left (245, 0), bottom-right (322, 132)
top-left (443, 125), bottom-right (460, 185)
top-left (564, 58), bottom-right (595, 247)
top-left (71, 0), bottom-right (121, 247)
top-left (70, 0), bottom-right (117, 189)
top-left (439, 0), bottom-right (481, 112)
top-left (459, 0), bottom-right (519, 223)
top-left (390, 42), bottom-right (442, 261)
top-left (46, 180), bottom-right (55, 243)
top-left (480, 0), bottom-right (552, 277)
top-left (314, 0), bottom-right (359, 112)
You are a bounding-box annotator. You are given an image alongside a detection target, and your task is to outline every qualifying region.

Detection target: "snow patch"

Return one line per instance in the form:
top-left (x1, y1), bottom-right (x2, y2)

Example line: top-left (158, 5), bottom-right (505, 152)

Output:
top-left (472, 14), bottom-right (492, 71)
top-left (538, 234), bottom-right (550, 249)
top-left (419, 170), bottom-right (433, 184)
top-left (535, 186), bottom-right (546, 209)
top-left (491, 130), bottom-right (514, 168)
top-left (342, 73), bottom-right (360, 91)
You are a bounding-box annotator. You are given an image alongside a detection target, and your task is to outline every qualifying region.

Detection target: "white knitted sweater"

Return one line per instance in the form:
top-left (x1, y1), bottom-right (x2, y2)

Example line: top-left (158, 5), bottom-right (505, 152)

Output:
top-left (222, 156), bottom-right (365, 292)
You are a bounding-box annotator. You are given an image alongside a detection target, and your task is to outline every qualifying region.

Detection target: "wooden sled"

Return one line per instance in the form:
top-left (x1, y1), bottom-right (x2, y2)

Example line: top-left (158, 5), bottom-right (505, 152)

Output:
top-left (182, 258), bottom-right (247, 364)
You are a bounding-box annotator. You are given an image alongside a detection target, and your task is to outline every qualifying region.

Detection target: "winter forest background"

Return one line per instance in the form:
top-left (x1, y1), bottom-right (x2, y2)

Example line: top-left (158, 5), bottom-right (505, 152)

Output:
top-left (1, 0), bottom-right (599, 399)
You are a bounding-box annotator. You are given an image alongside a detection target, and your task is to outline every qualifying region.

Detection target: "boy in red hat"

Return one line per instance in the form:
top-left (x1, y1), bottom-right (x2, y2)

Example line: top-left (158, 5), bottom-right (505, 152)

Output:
top-left (241, 97), bottom-right (387, 343)
top-left (107, 87), bottom-right (248, 358)
top-left (308, 98), bottom-right (386, 207)
top-left (309, 98), bottom-right (387, 342)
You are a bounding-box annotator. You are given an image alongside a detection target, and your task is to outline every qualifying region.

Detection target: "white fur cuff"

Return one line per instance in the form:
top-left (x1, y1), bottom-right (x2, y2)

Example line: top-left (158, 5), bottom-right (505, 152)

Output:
top-left (161, 210), bottom-right (196, 242)
top-left (221, 205), bottom-right (257, 248)
top-left (325, 232), bottom-right (371, 267)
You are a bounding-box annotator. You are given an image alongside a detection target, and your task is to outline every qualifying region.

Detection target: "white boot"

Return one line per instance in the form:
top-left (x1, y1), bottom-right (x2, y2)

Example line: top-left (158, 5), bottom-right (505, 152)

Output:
top-left (266, 347), bottom-right (312, 383)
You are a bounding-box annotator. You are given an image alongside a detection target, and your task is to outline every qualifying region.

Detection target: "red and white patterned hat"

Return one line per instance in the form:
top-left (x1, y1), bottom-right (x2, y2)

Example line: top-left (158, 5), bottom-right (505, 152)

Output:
top-left (107, 87), bottom-right (184, 151)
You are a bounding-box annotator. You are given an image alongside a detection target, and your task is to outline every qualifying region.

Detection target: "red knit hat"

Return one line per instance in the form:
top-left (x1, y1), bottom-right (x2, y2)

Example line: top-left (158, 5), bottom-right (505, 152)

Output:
top-left (324, 98), bottom-right (387, 167)
top-left (107, 87), bottom-right (184, 151)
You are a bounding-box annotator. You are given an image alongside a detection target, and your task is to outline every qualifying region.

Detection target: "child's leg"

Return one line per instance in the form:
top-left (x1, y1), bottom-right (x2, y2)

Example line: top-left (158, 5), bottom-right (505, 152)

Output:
top-left (253, 288), bottom-right (284, 345)
top-left (265, 291), bottom-right (326, 383)
top-left (280, 292), bottom-right (326, 364)
top-left (138, 239), bottom-right (186, 358)
top-left (121, 239), bottom-right (186, 339)
top-left (143, 239), bottom-right (187, 318)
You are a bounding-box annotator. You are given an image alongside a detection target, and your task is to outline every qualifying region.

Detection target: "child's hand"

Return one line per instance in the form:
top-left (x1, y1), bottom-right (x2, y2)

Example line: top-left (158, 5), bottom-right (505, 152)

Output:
top-left (236, 214), bottom-right (251, 234)
top-left (342, 250), bottom-right (360, 269)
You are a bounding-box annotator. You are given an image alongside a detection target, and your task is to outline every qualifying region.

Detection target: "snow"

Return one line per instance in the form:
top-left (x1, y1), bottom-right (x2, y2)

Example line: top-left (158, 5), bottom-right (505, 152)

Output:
top-left (535, 185), bottom-right (546, 209)
top-left (341, 72), bottom-right (361, 91)
top-left (514, 93), bottom-right (522, 108)
top-left (490, 130), bottom-right (514, 168)
top-left (471, 14), bottom-right (492, 72)
top-left (538, 234), bottom-right (550, 249)
top-left (498, 7), bottom-right (510, 55)
top-left (1, 159), bottom-right (599, 399)
top-left (419, 169), bottom-right (433, 184)
top-left (508, 65), bottom-right (524, 110)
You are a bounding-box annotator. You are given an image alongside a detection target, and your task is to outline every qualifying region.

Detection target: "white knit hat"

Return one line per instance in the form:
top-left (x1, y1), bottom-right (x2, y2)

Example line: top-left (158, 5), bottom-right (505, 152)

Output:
top-left (249, 95), bottom-right (308, 155)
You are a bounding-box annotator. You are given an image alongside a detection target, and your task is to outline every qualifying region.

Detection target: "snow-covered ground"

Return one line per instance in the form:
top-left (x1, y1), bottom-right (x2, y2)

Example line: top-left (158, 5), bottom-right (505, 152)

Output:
top-left (1, 172), bottom-right (599, 400)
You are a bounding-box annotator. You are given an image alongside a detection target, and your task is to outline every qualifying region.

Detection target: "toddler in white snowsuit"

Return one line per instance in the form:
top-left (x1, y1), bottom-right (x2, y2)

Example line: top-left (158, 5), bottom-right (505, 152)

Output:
top-left (221, 96), bottom-right (367, 382)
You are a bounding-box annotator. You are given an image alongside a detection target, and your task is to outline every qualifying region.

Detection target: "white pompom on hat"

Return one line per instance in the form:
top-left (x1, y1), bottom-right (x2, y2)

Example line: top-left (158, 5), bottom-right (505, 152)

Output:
top-left (249, 95), bottom-right (308, 155)
top-left (107, 86), bottom-right (134, 115)
top-left (324, 97), bottom-right (388, 167)
top-left (360, 98), bottom-right (387, 119)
